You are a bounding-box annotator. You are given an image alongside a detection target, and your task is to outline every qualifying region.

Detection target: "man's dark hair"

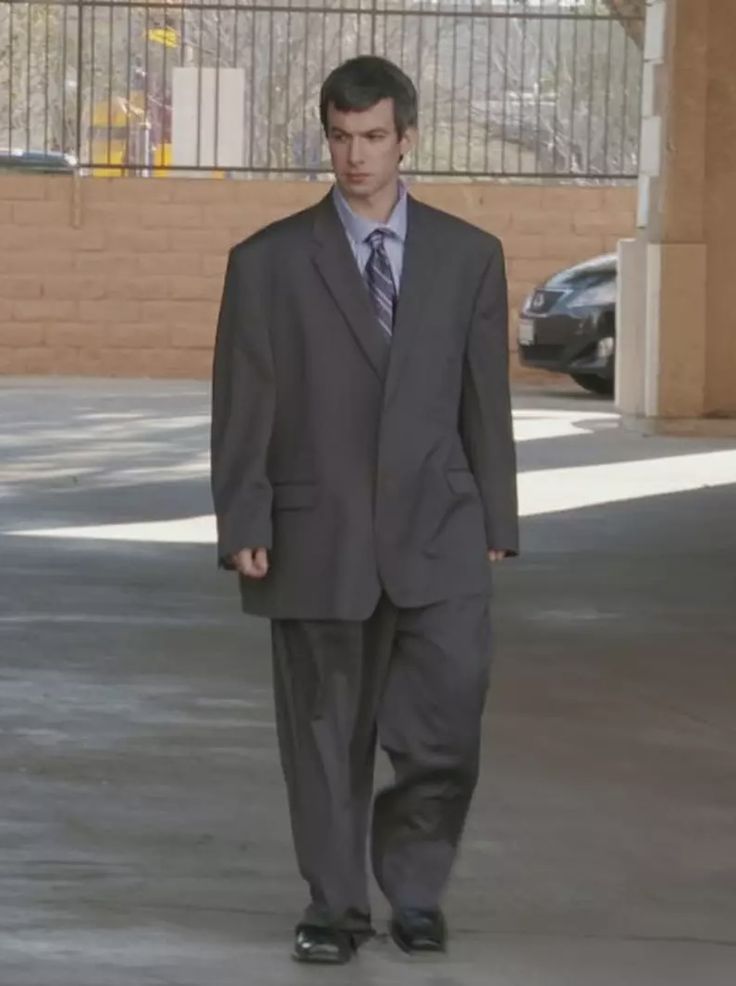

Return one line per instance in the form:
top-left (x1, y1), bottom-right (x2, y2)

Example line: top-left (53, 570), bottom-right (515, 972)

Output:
top-left (320, 56), bottom-right (418, 136)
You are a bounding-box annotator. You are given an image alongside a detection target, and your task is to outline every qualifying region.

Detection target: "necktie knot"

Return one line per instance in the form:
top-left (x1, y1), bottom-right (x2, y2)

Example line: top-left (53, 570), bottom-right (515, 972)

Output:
top-left (366, 228), bottom-right (389, 250)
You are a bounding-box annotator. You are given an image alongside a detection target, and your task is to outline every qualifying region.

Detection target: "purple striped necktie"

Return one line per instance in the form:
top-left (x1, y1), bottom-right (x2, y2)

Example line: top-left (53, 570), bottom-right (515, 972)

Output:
top-left (364, 229), bottom-right (397, 339)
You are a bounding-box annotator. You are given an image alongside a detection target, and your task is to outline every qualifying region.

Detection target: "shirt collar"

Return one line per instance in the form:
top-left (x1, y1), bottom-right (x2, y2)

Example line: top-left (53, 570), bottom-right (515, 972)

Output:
top-left (332, 180), bottom-right (408, 246)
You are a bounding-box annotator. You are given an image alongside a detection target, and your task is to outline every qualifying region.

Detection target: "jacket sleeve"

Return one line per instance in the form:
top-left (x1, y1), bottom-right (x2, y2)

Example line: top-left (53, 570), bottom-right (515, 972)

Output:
top-left (210, 245), bottom-right (275, 569)
top-left (460, 239), bottom-right (520, 556)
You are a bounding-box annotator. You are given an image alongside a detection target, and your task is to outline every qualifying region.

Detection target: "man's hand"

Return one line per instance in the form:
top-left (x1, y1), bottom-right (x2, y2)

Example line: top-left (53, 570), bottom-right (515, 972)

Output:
top-left (231, 547), bottom-right (270, 579)
top-left (488, 549), bottom-right (511, 563)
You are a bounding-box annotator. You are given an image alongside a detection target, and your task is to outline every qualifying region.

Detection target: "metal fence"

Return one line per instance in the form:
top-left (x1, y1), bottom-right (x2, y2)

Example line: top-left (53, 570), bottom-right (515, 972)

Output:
top-left (1, 0), bottom-right (644, 180)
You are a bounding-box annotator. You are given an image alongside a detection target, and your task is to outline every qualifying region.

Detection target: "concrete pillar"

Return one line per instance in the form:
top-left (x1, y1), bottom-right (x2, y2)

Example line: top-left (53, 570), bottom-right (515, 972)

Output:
top-left (617, 0), bottom-right (736, 434)
top-left (616, 237), bottom-right (647, 416)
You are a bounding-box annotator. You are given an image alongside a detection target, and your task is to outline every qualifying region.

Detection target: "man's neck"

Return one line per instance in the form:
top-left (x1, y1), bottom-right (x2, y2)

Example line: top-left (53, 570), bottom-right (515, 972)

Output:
top-left (339, 179), bottom-right (401, 224)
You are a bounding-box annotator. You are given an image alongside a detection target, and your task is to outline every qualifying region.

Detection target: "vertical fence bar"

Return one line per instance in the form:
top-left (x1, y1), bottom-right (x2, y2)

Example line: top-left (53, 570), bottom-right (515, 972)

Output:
top-left (534, 14), bottom-right (543, 175)
top-left (232, 2), bottom-right (239, 69)
top-left (568, 3), bottom-right (579, 172)
top-left (25, 2), bottom-right (32, 152)
top-left (415, 0), bottom-right (424, 172)
top-left (106, 1), bottom-right (113, 166)
top-left (431, 8), bottom-right (439, 173)
top-left (301, 6), bottom-right (309, 166)
top-left (619, 29), bottom-right (631, 173)
top-left (75, 1), bottom-right (83, 163)
top-left (551, 5), bottom-right (561, 173)
top-left (585, 12), bottom-right (595, 175)
top-left (400, 2), bottom-right (407, 70)
top-left (43, 3), bottom-right (50, 153)
top-left (195, 4), bottom-right (203, 169)
top-left (8, 1), bottom-right (14, 152)
top-left (338, 2), bottom-right (345, 65)
top-left (483, 5), bottom-right (492, 175)
top-left (144, 3), bottom-right (151, 174)
top-left (90, 0), bottom-right (97, 166)
top-left (215, 4), bottom-right (223, 170)
top-left (518, 8), bottom-right (527, 173)
top-left (320, 6), bottom-right (326, 100)
top-left (602, 12), bottom-right (613, 174)
top-left (249, 9), bottom-right (256, 169)
top-left (466, 2), bottom-right (475, 173)
top-left (266, 3), bottom-right (274, 169)
top-left (500, 0), bottom-right (509, 173)
top-left (125, 1), bottom-right (132, 174)
top-left (449, 0), bottom-right (458, 172)
top-left (61, 2), bottom-right (69, 154)
top-left (285, 0), bottom-right (293, 170)
top-left (162, 2), bottom-right (171, 173)
top-left (232, 5), bottom-right (240, 170)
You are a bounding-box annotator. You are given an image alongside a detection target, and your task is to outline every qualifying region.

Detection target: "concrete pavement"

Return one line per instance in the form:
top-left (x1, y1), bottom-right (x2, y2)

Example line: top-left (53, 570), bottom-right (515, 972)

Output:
top-left (1, 378), bottom-right (735, 985)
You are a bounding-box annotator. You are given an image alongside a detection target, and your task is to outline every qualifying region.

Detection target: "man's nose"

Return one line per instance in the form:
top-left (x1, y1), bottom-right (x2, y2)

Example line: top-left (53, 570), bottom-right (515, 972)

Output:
top-left (348, 138), bottom-right (364, 165)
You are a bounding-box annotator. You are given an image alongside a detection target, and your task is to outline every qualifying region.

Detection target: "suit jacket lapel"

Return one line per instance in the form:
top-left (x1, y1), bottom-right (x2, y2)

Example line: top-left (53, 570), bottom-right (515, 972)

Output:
top-left (311, 193), bottom-right (390, 381)
top-left (384, 197), bottom-right (440, 400)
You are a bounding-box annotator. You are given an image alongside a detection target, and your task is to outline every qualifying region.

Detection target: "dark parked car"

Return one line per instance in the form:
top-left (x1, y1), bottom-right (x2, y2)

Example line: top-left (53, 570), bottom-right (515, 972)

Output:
top-left (517, 253), bottom-right (616, 395)
top-left (0, 149), bottom-right (77, 173)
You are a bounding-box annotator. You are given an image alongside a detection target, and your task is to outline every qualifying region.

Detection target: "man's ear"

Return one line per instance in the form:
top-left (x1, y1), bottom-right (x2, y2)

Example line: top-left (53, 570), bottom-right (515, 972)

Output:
top-left (399, 126), bottom-right (418, 164)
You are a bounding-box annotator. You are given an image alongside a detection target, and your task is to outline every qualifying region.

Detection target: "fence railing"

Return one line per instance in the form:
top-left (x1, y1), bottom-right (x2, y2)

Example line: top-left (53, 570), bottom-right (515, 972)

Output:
top-left (1, 0), bottom-right (644, 180)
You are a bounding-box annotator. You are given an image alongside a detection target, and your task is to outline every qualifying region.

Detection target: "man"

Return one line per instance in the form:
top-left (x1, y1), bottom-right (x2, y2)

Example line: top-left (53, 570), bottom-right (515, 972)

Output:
top-left (211, 55), bottom-right (518, 965)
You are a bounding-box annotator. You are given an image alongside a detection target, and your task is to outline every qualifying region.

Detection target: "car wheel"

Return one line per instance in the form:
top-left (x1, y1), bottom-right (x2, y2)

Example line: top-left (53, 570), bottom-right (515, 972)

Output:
top-left (570, 372), bottom-right (614, 396)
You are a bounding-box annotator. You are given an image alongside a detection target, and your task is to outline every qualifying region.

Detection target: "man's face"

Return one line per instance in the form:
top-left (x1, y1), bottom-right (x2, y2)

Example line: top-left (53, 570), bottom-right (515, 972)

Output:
top-left (326, 98), bottom-right (414, 200)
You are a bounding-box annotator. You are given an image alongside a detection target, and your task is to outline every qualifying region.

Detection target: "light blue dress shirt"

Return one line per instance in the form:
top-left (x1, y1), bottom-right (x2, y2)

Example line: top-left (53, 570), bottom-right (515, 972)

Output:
top-left (332, 182), bottom-right (408, 290)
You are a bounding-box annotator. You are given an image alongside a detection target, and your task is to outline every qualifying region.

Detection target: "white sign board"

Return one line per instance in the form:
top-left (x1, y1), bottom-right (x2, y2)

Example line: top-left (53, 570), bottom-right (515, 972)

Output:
top-left (172, 67), bottom-right (244, 169)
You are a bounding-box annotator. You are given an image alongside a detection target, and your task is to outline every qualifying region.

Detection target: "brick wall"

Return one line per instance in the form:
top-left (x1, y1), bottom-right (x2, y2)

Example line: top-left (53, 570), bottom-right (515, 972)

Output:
top-left (0, 175), bottom-right (635, 380)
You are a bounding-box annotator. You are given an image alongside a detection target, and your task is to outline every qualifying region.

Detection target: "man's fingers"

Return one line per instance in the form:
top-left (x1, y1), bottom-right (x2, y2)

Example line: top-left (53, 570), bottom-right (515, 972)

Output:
top-left (233, 550), bottom-right (252, 576)
top-left (234, 547), bottom-right (269, 579)
top-left (253, 547), bottom-right (270, 576)
top-left (240, 550), bottom-right (258, 577)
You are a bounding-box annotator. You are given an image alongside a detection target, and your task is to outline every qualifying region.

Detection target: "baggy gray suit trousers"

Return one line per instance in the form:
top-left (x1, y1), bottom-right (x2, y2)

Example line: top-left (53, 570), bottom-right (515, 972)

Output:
top-left (271, 591), bottom-right (492, 934)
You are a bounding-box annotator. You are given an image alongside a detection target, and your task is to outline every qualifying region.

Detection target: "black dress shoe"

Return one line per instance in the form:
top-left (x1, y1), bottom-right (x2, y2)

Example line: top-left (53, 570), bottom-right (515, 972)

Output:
top-left (292, 924), bottom-right (353, 964)
top-left (390, 909), bottom-right (447, 954)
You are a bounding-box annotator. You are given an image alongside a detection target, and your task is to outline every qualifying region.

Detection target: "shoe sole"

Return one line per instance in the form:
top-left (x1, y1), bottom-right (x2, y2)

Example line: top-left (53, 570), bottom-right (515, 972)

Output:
top-left (291, 952), bottom-right (351, 965)
top-left (390, 927), bottom-right (447, 956)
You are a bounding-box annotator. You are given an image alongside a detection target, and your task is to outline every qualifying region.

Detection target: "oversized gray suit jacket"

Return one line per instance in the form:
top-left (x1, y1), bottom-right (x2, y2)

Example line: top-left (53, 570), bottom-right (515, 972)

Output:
top-left (211, 191), bottom-right (519, 620)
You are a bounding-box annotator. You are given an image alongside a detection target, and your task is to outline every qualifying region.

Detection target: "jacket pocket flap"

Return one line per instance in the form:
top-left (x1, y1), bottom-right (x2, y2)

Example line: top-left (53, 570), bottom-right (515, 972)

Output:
top-left (447, 469), bottom-right (478, 494)
top-left (272, 482), bottom-right (318, 510)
